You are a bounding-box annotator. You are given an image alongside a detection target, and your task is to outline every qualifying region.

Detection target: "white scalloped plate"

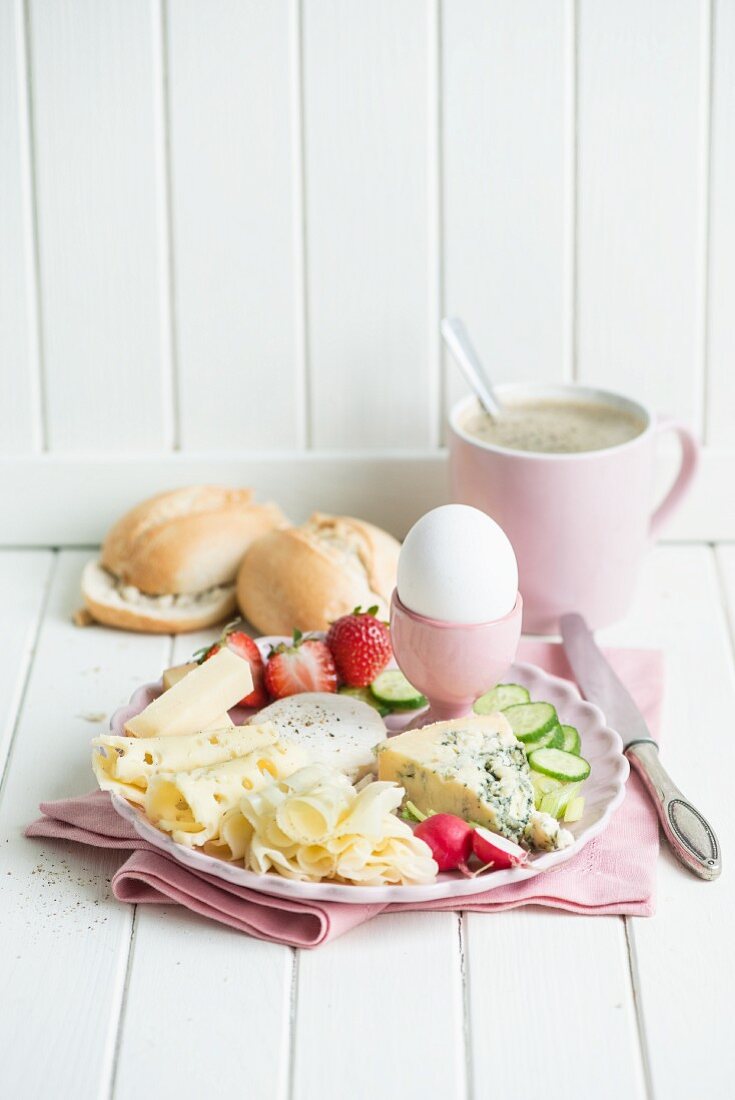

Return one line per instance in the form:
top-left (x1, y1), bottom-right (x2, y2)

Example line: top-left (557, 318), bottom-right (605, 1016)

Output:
top-left (109, 650), bottom-right (628, 904)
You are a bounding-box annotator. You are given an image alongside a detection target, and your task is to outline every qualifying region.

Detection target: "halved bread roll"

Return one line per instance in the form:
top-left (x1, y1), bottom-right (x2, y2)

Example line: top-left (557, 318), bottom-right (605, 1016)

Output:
top-left (82, 485), bottom-right (288, 633)
top-left (82, 560), bottom-right (237, 634)
top-left (236, 513), bottom-right (400, 634)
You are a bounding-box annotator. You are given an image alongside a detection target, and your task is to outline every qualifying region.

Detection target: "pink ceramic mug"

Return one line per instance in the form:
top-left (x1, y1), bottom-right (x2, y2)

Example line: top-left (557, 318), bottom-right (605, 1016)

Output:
top-left (449, 383), bottom-right (699, 634)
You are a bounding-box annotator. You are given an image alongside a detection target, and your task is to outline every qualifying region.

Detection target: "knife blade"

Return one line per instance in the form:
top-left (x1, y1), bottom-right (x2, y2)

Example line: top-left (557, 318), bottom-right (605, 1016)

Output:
top-left (560, 612), bottom-right (721, 881)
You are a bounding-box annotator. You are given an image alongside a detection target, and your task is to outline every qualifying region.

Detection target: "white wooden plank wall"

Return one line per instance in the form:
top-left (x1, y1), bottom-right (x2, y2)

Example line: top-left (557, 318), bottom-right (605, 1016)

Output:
top-left (1, 0), bottom-right (733, 532)
top-left (576, 0), bottom-right (707, 428)
top-left (442, 0), bottom-right (570, 418)
top-left (166, 0), bottom-right (304, 450)
top-left (0, 0), bottom-right (41, 452)
top-left (27, 0), bottom-right (172, 451)
top-left (303, 0), bottom-right (436, 449)
top-left (707, 0), bottom-right (735, 446)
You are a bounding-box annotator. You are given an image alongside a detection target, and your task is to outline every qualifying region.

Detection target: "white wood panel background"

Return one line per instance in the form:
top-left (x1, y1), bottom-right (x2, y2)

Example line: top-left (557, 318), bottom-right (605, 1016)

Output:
top-left (27, 0), bottom-right (173, 451)
top-left (303, 0), bottom-right (437, 450)
top-left (166, 0), bottom-right (304, 450)
top-left (576, 0), bottom-right (707, 428)
top-left (442, 0), bottom-right (571, 418)
top-left (707, 0), bottom-right (735, 447)
top-left (0, 0), bottom-right (42, 453)
top-left (1, 0), bottom-right (734, 537)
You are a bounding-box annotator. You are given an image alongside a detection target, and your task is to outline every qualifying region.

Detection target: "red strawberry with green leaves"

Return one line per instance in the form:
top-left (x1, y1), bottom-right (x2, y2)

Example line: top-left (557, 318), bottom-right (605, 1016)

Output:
top-left (326, 606), bottom-right (392, 688)
top-left (196, 621), bottom-right (268, 708)
top-left (264, 630), bottom-right (338, 699)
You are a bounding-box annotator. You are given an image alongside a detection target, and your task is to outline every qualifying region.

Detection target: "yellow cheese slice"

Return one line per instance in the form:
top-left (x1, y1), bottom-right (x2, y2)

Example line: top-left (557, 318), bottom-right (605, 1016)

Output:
top-left (144, 742), bottom-right (308, 848)
top-left (162, 662), bottom-right (197, 691)
top-left (92, 723), bottom-right (277, 805)
top-left (377, 714), bottom-right (535, 843)
top-left (125, 647), bottom-right (252, 738)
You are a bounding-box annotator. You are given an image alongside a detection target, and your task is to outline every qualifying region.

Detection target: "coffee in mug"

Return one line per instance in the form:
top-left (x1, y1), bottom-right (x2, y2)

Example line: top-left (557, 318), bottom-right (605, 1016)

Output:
top-left (461, 398), bottom-right (646, 455)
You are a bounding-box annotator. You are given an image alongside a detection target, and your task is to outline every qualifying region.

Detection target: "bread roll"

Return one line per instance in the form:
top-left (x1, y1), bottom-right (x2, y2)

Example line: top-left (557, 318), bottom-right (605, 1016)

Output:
top-left (102, 486), bottom-right (286, 594)
top-left (82, 486), bottom-right (288, 633)
top-left (237, 513), bottom-right (400, 634)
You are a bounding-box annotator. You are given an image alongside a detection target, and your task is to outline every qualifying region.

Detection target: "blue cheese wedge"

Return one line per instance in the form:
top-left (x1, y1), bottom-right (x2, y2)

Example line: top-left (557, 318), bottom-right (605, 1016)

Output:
top-left (378, 713), bottom-right (535, 844)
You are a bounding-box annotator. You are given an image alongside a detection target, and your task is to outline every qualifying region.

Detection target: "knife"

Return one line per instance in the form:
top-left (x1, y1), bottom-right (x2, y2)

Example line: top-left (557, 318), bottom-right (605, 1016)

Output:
top-left (560, 613), bottom-right (721, 881)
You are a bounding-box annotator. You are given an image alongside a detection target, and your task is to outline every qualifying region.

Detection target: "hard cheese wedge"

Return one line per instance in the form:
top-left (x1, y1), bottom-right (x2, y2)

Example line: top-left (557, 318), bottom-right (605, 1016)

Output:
top-left (92, 722), bottom-right (277, 805)
top-left (163, 661), bottom-right (233, 731)
top-left (144, 742), bottom-right (308, 848)
top-left (378, 713), bottom-right (535, 843)
top-left (202, 712), bottom-right (234, 732)
top-left (162, 662), bottom-right (197, 691)
top-left (125, 647), bottom-right (252, 738)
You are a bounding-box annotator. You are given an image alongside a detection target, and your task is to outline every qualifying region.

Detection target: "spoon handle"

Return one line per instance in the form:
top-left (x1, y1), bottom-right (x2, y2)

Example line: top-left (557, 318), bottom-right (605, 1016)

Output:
top-left (441, 317), bottom-right (503, 420)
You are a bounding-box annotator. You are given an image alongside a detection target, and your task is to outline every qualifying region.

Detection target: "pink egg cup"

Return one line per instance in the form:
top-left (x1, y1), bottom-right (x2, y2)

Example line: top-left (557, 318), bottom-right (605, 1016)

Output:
top-left (389, 589), bottom-right (523, 729)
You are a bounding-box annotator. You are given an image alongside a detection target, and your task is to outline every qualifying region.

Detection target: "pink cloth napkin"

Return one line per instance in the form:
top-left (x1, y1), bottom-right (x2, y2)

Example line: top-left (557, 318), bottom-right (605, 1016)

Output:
top-left (26, 641), bottom-right (663, 948)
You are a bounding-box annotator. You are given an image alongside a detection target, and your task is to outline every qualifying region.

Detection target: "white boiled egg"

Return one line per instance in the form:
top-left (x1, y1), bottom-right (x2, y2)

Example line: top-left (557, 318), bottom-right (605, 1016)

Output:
top-left (397, 505), bottom-right (518, 624)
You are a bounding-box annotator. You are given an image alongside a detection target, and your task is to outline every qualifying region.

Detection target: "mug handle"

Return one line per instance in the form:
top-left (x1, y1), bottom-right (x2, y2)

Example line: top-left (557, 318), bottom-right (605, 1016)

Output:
top-left (649, 418), bottom-right (700, 540)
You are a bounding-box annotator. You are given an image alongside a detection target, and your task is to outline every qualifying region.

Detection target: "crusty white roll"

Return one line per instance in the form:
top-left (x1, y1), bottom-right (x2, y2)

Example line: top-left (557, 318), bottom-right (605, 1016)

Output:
top-left (237, 513), bottom-right (400, 634)
top-left (82, 486), bottom-right (288, 634)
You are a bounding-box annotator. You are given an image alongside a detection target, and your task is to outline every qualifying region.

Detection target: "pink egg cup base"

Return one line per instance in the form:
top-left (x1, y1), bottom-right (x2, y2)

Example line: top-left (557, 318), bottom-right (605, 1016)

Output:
top-left (389, 589), bottom-right (523, 729)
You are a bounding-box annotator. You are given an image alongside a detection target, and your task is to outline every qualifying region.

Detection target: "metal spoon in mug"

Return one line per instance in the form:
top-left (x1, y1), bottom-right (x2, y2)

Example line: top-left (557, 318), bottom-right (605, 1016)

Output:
top-left (441, 317), bottom-right (504, 421)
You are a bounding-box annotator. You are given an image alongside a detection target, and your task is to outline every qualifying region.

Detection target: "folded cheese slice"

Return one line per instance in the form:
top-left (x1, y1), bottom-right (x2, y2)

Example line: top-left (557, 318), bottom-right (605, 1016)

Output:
top-left (92, 723), bottom-right (277, 805)
top-left (125, 647), bottom-right (252, 738)
top-left (144, 742), bottom-right (308, 848)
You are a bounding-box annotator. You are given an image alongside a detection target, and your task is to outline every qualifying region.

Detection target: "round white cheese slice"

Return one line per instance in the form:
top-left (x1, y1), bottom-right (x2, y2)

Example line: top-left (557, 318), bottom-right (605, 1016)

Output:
top-left (249, 693), bottom-right (386, 779)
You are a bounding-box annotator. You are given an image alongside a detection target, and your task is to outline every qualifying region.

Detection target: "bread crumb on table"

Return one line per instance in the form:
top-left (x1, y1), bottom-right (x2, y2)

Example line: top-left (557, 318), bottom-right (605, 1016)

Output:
top-left (72, 607), bottom-right (95, 627)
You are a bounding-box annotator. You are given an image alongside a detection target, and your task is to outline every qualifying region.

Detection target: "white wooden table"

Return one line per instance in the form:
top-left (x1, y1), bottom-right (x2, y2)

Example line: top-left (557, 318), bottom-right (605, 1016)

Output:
top-left (1, 543), bottom-right (732, 1100)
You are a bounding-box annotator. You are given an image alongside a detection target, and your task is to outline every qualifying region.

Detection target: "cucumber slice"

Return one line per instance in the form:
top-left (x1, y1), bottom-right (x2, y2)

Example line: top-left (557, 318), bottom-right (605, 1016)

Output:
top-left (370, 669), bottom-right (427, 710)
top-left (528, 748), bottom-right (591, 782)
top-left (473, 683), bottom-right (530, 714)
top-left (526, 723), bottom-right (564, 752)
top-left (539, 781), bottom-right (582, 819)
top-left (339, 685), bottom-right (391, 718)
top-left (503, 702), bottom-right (559, 744)
top-left (560, 724), bottom-right (581, 755)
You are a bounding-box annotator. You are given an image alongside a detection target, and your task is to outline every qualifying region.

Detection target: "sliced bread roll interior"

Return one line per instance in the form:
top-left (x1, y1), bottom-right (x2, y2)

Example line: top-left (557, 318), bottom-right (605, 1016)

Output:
top-left (82, 560), bottom-right (237, 634)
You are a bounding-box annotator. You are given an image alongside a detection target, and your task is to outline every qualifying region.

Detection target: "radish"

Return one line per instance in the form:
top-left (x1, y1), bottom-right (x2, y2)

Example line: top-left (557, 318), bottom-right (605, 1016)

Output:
top-left (471, 826), bottom-right (529, 871)
top-left (414, 814), bottom-right (474, 873)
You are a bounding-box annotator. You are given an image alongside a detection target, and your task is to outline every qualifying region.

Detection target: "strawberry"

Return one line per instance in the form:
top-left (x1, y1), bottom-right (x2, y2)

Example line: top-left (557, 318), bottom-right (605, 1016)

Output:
top-left (264, 631), bottom-right (338, 699)
top-left (326, 606), bottom-right (392, 687)
top-left (197, 621), bottom-right (268, 708)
